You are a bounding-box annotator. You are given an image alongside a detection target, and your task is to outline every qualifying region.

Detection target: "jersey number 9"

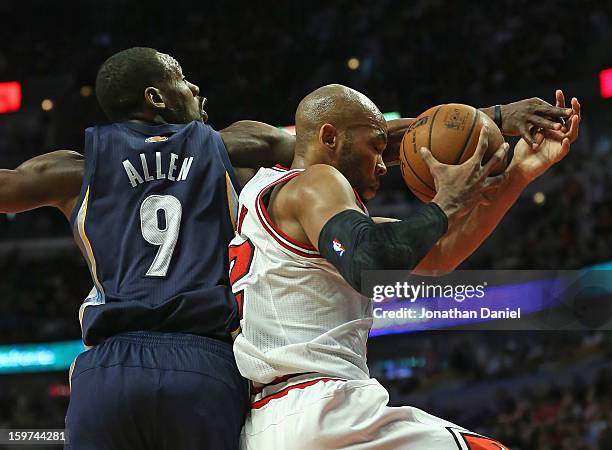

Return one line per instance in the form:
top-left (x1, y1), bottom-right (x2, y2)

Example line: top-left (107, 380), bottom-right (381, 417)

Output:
top-left (140, 194), bottom-right (182, 277)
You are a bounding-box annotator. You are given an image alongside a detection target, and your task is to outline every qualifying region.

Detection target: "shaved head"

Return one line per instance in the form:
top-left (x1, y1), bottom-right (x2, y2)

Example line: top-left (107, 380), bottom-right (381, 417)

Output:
top-left (295, 84), bottom-right (385, 147)
top-left (292, 85), bottom-right (388, 201)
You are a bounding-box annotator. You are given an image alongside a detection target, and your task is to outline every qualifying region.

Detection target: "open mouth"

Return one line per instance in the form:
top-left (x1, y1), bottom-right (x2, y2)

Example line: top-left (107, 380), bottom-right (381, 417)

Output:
top-left (200, 97), bottom-right (208, 122)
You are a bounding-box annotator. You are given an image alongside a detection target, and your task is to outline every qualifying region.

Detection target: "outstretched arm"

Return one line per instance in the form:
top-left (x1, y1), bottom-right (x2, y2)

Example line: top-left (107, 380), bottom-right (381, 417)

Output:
top-left (220, 94), bottom-right (574, 174)
top-left (288, 137), bottom-right (505, 292)
top-left (384, 93), bottom-right (574, 166)
top-left (219, 121), bottom-right (296, 177)
top-left (415, 93), bottom-right (581, 274)
top-left (414, 166), bottom-right (525, 275)
top-left (0, 150), bottom-right (84, 218)
top-left (287, 165), bottom-right (447, 293)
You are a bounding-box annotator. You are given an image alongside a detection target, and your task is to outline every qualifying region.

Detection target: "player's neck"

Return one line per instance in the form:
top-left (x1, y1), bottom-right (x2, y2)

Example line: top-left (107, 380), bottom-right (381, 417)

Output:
top-left (290, 155), bottom-right (305, 170)
top-left (300, 146), bottom-right (334, 169)
top-left (126, 111), bottom-right (168, 125)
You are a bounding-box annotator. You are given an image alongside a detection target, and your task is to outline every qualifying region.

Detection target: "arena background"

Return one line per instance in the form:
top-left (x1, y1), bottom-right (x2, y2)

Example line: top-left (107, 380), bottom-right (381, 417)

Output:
top-left (1, 1), bottom-right (611, 449)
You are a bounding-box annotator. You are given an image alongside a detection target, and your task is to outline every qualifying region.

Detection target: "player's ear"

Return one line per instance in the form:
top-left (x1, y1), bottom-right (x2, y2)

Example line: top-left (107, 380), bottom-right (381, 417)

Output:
top-left (319, 123), bottom-right (337, 151)
top-left (144, 87), bottom-right (165, 110)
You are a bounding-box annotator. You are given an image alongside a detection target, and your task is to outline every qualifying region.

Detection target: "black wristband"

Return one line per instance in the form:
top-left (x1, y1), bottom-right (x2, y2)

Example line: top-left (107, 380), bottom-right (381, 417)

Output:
top-left (494, 104), bottom-right (503, 130)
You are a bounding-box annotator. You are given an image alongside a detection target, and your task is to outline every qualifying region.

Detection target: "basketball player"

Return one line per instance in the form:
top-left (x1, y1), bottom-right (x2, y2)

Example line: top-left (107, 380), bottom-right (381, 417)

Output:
top-left (0, 45), bottom-right (574, 448)
top-left (231, 84), bottom-right (580, 449)
top-left (0, 47), bottom-right (294, 450)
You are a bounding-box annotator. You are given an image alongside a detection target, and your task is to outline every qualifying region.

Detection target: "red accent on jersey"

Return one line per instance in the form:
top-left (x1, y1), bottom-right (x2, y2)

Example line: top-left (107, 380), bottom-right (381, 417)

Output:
top-left (251, 378), bottom-right (341, 409)
top-left (463, 434), bottom-right (508, 450)
top-left (237, 205), bottom-right (248, 235)
top-left (234, 291), bottom-right (244, 317)
top-left (251, 372), bottom-right (314, 394)
top-left (448, 428), bottom-right (509, 450)
top-left (228, 239), bottom-right (255, 317)
top-left (352, 188), bottom-right (368, 214)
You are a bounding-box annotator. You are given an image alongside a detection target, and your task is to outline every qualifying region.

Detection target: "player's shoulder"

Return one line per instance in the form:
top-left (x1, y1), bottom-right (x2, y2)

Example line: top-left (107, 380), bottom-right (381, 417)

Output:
top-left (282, 164), bottom-right (354, 204)
top-left (291, 164), bottom-right (351, 191)
top-left (302, 163), bottom-right (342, 177)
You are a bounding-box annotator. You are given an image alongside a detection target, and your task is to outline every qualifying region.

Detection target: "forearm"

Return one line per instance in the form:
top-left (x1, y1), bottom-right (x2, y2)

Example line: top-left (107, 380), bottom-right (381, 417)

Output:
top-left (384, 118), bottom-right (416, 166)
top-left (0, 169), bottom-right (35, 213)
top-left (479, 106), bottom-right (496, 124)
top-left (221, 121), bottom-right (295, 169)
top-left (318, 205), bottom-right (448, 292)
top-left (0, 151), bottom-right (83, 215)
top-left (414, 168), bottom-right (528, 274)
top-left (233, 167), bottom-right (257, 187)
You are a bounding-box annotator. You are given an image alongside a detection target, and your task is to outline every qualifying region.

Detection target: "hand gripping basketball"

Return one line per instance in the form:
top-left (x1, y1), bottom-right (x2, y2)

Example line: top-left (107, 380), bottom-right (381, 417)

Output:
top-left (399, 104), bottom-right (506, 202)
top-left (420, 126), bottom-right (509, 221)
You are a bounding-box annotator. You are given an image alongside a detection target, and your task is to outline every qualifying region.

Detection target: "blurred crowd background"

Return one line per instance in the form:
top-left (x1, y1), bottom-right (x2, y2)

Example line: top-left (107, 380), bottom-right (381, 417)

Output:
top-left (1, 0), bottom-right (611, 448)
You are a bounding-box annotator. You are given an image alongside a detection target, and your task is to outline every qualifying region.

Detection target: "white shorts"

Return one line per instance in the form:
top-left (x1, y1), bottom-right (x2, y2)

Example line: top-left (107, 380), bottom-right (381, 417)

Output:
top-left (241, 375), bottom-right (508, 450)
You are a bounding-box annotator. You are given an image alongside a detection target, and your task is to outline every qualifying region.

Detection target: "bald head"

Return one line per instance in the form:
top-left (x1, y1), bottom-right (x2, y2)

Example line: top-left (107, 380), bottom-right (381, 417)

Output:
top-left (295, 84), bottom-right (385, 147)
top-left (292, 85), bottom-right (388, 200)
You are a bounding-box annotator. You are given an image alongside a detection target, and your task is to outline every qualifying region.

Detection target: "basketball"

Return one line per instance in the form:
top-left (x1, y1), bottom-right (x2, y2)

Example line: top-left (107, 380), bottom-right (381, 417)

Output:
top-left (399, 104), bottom-right (506, 202)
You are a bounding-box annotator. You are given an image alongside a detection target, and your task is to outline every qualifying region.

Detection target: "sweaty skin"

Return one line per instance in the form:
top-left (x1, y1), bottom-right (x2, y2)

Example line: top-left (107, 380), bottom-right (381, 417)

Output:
top-left (265, 85), bottom-right (581, 275)
top-left (0, 46), bottom-right (575, 224)
top-left (0, 122), bottom-right (294, 220)
top-left (0, 49), bottom-right (295, 220)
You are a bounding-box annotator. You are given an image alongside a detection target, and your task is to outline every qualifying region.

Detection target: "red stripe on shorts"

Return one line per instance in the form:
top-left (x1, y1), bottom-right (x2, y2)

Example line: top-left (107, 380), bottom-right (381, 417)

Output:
top-left (251, 378), bottom-right (341, 410)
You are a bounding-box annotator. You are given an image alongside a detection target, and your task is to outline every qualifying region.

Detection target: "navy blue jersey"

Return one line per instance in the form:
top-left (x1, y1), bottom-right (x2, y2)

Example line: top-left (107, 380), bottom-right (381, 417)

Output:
top-left (70, 121), bottom-right (241, 346)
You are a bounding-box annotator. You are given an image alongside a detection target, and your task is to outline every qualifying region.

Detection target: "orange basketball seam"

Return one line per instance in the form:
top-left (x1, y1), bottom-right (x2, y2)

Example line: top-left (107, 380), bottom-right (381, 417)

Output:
top-left (401, 137), bottom-right (436, 194)
top-left (409, 184), bottom-right (434, 199)
top-left (428, 105), bottom-right (443, 157)
top-left (454, 106), bottom-right (479, 164)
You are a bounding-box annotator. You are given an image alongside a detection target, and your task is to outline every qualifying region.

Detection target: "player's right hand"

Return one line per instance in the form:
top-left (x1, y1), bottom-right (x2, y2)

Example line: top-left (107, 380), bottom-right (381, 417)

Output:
top-left (420, 126), bottom-right (509, 222)
top-left (510, 92), bottom-right (581, 184)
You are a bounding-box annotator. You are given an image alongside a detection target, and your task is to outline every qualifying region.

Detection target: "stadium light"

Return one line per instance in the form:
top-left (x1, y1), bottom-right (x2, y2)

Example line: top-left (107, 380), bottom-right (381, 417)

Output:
top-left (347, 58), bottom-right (360, 70)
top-left (80, 85), bottom-right (93, 97)
top-left (533, 192), bottom-right (546, 205)
top-left (0, 81), bottom-right (21, 114)
top-left (41, 99), bottom-right (54, 111)
top-left (599, 68), bottom-right (612, 98)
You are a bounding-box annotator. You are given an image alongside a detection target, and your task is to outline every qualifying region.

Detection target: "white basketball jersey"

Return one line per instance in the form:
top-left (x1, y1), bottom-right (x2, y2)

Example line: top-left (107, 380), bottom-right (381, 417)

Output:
top-left (231, 166), bottom-right (372, 385)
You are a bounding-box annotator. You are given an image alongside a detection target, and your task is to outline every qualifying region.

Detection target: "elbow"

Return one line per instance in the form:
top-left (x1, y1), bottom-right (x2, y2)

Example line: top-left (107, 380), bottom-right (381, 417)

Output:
top-left (411, 259), bottom-right (456, 276)
top-left (412, 245), bottom-right (459, 276)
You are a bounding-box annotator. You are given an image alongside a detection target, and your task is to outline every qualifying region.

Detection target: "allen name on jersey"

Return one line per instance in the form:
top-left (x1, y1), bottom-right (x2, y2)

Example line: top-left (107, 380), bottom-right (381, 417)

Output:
top-left (122, 151), bottom-right (195, 187)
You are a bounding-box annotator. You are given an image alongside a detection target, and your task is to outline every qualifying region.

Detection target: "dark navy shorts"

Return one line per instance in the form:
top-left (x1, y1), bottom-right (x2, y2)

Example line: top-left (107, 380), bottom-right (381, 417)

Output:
top-left (65, 332), bottom-right (248, 450)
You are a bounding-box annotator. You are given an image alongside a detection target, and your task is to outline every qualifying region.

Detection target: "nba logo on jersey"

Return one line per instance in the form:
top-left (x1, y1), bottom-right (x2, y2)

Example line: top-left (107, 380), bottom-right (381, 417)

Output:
top-left (144, 135), bottom-right (169, 143)
top-left (332, 238), bottom-right (345, 256)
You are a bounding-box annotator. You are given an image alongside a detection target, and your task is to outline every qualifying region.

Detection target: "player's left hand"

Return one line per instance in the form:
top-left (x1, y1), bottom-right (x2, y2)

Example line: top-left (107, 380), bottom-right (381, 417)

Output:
top-left (500, 93), bottom-right (575, 148)
top-left (509, 90), bottom-right (581, 184)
